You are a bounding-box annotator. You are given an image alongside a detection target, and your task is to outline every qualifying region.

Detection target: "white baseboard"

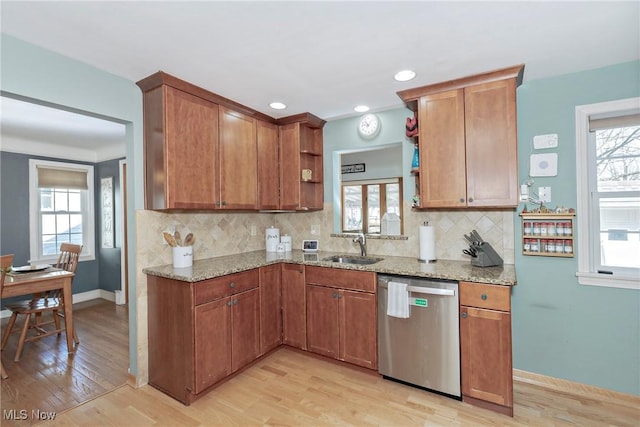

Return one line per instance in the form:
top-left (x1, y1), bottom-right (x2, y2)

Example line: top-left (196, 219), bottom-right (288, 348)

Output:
top-left (1, 289), bottom-right (116, 319)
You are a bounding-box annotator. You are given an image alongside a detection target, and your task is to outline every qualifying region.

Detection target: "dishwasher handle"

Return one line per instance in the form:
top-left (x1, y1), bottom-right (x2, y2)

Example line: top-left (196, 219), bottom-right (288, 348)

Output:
top-left (406, 285), bottom-right (456, 296)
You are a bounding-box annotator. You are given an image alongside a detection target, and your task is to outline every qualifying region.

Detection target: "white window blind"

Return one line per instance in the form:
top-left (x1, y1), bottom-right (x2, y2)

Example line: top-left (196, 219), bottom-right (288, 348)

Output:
top-left (37, 166), bottom-right (88, 190)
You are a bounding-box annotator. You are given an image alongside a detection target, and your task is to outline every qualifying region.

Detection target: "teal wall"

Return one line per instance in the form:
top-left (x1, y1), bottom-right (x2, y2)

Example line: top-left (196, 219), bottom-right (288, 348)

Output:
top-left (323, 108), bottom-right (416, 231)
top-left (0, 34), bottom-right (144, 376)
top-left (513, 60), bottom-right (640, 396)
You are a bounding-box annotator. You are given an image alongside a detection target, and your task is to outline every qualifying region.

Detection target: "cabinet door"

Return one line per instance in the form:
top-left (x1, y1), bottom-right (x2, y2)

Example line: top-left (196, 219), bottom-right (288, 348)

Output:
top-left (259, 264), bottom-right (282, 354)
top-left (257, 120), bottom-right (280, 210)
top-left (339, 290), bottom-right (377, 369)
top-left (281, 263), bottom-right (306, 349)
top-left (464, 79), bottom-right (518, 207)
top-left (194, 298), bottom-right (231, 393)
top-left (306, 284), bottom-right (339, 359)
top-left (164, 86), bottom-right (219, 209)
top-left (460, 306), bottom-right (513, 409)
top-left (219, 106), bottom-right (258, 209)
top-left (230, 288), bottom-right (260, 372)
top-left (418, 89), bottom-right (467, 208)
top-left (279, 123), bottom-right (301, 210)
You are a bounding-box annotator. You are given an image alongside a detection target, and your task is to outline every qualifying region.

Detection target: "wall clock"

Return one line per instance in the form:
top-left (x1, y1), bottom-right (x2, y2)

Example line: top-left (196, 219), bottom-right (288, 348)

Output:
top-left (358, 113), bottom-right (381, 139)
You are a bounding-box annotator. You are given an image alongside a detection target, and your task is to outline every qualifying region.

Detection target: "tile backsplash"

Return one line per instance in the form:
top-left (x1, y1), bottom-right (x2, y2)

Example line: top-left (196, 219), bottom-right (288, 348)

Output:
top-left (134, 203), bottom-right (514, 385)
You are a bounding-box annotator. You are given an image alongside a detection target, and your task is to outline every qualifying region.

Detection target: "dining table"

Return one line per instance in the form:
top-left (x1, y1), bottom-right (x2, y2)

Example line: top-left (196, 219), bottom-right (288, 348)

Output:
top-left (3, 267), bottom-right (76, 354)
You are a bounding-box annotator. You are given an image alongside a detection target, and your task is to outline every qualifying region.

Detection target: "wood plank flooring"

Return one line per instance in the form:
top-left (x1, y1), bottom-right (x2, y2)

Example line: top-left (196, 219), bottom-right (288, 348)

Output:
top-left (1, 299), bottom-right (129, 427)
top-left (47, 347), bottom-right (639, 427)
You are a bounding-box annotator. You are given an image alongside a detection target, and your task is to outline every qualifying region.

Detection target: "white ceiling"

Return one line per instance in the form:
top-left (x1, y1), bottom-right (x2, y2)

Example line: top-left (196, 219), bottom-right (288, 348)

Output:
top-left (1, 1), bottom-right (638, 161)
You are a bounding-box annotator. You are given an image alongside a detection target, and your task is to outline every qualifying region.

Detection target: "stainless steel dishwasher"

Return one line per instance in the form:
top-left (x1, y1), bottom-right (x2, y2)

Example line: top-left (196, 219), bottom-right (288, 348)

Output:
top-left (378, 274), bottom-right (461, 398)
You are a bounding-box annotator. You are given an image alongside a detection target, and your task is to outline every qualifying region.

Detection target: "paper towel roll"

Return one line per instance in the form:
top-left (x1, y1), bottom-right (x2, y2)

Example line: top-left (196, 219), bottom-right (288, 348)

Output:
top-left (419, 225), bottom-right (436, 262)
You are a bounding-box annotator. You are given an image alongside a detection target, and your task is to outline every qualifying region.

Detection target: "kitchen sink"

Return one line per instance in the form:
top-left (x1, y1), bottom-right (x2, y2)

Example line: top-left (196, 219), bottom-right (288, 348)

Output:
top-left (323, 255), bottom-right (384, 265)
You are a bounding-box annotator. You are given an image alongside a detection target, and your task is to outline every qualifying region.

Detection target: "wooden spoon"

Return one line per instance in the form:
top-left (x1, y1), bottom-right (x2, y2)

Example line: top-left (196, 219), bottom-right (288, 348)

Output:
top-left (162, 231), bottom-right (177, 247)
top-left (174, 230), bottom-right (183, 247)
top-left (183, 233), bottom-right (195, 247)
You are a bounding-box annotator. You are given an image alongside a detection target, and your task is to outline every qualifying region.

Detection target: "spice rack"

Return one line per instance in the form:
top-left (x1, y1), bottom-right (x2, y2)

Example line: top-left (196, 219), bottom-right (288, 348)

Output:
top-left (519, 213), bottom-right (576, 257)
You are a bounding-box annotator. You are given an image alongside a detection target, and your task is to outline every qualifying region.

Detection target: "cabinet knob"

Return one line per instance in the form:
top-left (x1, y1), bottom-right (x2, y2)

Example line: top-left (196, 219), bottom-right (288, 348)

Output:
top-left (229, 282), bottom-right (236, 288)
top-left (337, 294), bottom-right (343, 299)
top-left (226, 301), bottom-right (232, 307)
top-left (461, 311), bottom-right (468, 318)
top-left (298, 268), bottom-right (303, 273)
top-left (332, 292), bottom-right (337, 298)
top-left (481, 294), bottom-right (487, 300)
top-left (233, 299), bottom-right (239, 305)
top-left (460, 198), bottom-right (465, 203)
top-left (216, 201), bottom-right (221, 207)
top-left (468, 197), bottom-right (474, 203)
top-left (222, 201), bottom-right (227, 206)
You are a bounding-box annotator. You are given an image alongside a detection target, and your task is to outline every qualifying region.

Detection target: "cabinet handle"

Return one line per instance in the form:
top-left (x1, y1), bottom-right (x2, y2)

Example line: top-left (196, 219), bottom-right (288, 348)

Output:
top-left (468, 197), bottom-right (474, 203)
top-left (226, 301), bottom-right (232, 307)
top-left (461, 311), bottom-right (468, 318)
top-left (229, 282), bottom-right (236, 288)
top-left (481, 294), bottom-right (487, 300)
top-left (233, 299), bottom-right (239, 305)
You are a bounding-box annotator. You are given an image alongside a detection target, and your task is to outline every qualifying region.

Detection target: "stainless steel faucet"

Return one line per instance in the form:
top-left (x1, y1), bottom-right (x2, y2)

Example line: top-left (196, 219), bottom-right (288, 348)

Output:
top-left (353, 232), bottom-right (367, 256)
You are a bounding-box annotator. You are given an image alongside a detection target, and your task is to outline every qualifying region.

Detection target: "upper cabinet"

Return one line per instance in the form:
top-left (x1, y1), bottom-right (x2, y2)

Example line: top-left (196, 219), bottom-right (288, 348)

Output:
top-left (278, 114), bottom-right (325, 211)
top-left (398, 65), bottom-right (524, 209)
top-left (137, 72), bottom-right (324, 211)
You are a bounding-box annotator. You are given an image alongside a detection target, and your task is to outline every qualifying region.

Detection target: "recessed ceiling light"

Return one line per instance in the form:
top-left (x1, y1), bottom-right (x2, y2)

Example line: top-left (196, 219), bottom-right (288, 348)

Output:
top-left (394, 70), bottom-right (416, 82)
top-left (269, 102), bottom-right (286, 110)
top-left (354, 105), bottom-right (370, 113)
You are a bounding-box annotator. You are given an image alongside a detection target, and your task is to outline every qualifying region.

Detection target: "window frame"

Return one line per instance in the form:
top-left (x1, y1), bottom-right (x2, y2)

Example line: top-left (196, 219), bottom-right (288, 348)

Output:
top-left (575, 97), bottom-right (640, 290)
top-left (29, 159), bottom-right (95, 263)
top-left (340, 177), bottom-right (403, 234)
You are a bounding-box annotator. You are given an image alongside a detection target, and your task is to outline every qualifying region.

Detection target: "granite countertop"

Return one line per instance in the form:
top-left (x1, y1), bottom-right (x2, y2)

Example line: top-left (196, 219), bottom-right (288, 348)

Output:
top-left (142, 250), bottom-right (517, 286)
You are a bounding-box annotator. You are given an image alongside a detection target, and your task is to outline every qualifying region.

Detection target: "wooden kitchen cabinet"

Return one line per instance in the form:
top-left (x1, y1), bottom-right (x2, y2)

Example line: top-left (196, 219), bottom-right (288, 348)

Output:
top-left (140, 84), bottom-right (219, 209)
top-left (259, 264), bottom-right (282, 354)
top-left (281, 263), bottom-right (306, 349)
top-left (305, 266), bottom-right (377, 370)
top-left (219, 106), bottom-right (258, 209)
top-left (279, 114), bottom-right (325, 211)
top-left (459, 281), bottom-right (513, 416)
top-left (147, 269), bottom-right (261, 405)
top-left (398, 65), bottom-right (524, 209)
top-left (257, 120), bottom-right (280, 210)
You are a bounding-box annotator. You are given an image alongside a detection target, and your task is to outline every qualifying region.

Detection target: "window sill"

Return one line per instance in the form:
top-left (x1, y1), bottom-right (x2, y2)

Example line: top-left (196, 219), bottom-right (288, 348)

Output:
top-left (331, 233), bottom-right (408, 241)
top-left (576, 272), bottom-right (639, 290)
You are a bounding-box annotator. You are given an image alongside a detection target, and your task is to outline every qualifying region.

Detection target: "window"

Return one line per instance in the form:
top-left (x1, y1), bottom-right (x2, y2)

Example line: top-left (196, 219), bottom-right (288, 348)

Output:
top-left (575, 98), bottom-right (640, 289)
top-left (29, 159), bottom-right (95, 263)
top-left (341, 178), bottom-right (402, 234)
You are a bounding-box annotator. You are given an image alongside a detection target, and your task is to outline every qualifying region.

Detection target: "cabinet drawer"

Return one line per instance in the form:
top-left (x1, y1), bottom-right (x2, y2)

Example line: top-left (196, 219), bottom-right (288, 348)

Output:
top-left (194, 269), bottom-right (259, 305)
top-left (460, 281), bottom-right (511, 312)
top-left (305, 266), bottom-right (376, 293)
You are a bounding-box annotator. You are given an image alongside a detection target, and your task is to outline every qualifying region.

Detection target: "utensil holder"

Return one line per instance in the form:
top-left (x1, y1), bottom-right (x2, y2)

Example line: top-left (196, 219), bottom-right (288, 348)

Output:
top-left (471, 242), bottom-right (503, 267)
top-left (173, 245), bottom-right (193, 268)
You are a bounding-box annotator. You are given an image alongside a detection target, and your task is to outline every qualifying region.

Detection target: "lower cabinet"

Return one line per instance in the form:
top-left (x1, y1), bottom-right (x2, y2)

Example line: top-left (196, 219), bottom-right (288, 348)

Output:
top-left (281, 263), bottom-right (307, 349)
top-left (259, 264), bottom-right (282, 354)
top-left (459, 281), bottom-right (513, 416)
top-left (305, 266), bottom-right (377, 370)
top-left (147, 269), bottom-right (260, 405)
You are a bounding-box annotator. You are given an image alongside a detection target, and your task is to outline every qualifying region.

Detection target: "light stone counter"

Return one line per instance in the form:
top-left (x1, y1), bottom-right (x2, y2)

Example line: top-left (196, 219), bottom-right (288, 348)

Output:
top-left (142, 250), bottom-right (516, 286)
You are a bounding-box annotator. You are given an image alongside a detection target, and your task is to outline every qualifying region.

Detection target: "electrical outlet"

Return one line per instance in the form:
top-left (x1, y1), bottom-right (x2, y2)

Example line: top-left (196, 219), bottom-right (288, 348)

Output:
top-left (250, 225), bottom-right (257, 236)
top-left (520, 184), bottom-right (529, 202)
top-left (538, 186), bottom-right (551, 203)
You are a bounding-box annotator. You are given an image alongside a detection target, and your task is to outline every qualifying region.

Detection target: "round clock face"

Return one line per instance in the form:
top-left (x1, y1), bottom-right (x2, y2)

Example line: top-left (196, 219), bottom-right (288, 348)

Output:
top-left (358, 113), bottom-right (380, 138)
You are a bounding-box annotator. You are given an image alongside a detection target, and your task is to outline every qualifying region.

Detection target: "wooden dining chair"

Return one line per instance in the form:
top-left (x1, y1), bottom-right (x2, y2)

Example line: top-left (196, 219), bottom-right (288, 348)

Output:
top-left (1, 254), bottom-right (15, 378)
top-left (1, 244), bottom-right (82, 362)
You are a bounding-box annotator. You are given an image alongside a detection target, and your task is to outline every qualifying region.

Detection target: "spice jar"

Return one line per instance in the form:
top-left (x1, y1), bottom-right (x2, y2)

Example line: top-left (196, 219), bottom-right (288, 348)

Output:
top-left (533, 222), bottom-right (541, 235)
top-left (540, 222), bottom-right (548, 236)
top-left (524, 222), bottom-right (532, 235)
top-left (563, 240), bottom-right (573, 254)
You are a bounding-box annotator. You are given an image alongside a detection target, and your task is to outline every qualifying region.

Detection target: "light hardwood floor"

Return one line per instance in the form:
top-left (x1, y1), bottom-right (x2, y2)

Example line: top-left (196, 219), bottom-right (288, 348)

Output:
top-left (46, 347), bottom-right (638, 427)
top-left (1, 299), bottom-right (129, 427)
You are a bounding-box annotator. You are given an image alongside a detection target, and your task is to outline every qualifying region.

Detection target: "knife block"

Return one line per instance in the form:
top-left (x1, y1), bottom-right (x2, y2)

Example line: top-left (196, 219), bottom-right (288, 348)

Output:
top-left (471, 242), bottom-right (503, 267)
